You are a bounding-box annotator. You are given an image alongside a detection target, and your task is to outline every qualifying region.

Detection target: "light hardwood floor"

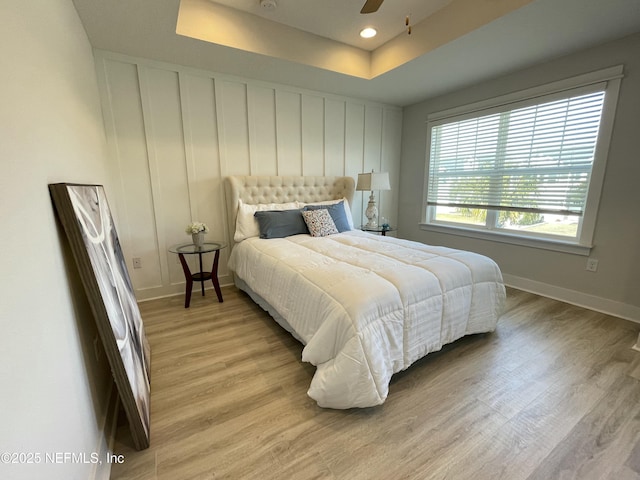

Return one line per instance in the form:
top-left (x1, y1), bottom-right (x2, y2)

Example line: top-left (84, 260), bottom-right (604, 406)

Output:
top-left (109, 286), bottom-right (640, 480)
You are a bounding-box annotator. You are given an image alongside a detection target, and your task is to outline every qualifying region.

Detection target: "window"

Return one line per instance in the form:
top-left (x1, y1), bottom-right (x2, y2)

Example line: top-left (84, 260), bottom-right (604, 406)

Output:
top-left (422, 66), bottom-right (622, 255)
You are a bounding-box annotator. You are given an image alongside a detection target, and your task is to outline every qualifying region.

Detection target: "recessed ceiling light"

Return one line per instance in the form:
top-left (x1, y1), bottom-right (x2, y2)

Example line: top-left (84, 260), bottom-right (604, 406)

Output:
top-left (360, 27), bottom-right (377, 39)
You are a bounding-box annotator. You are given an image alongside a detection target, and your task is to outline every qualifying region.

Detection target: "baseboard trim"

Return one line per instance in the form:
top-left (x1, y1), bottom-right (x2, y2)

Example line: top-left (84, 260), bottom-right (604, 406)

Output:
top-left (503, 273), bottom-right (640, 325)
top-left (91, 384), bottom-right (120, 480)
top-left (135, 274), bottom-right (233, 302)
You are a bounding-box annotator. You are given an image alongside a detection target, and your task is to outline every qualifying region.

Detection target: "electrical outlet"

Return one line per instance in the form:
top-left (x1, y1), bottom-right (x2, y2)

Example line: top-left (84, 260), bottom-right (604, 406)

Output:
top-left (586, 258), bottom-right (599, 272)
top-left (132, 257), bottom-right (142, 269)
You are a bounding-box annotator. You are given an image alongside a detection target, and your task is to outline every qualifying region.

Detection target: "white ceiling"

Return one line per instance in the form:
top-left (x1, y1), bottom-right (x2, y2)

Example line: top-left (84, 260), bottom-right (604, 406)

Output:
top-left (72, 0), bottom-right (640, 106)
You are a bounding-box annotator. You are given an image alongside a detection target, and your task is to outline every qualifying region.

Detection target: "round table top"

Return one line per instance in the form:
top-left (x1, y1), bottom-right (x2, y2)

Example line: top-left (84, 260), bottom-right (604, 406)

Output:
top-left (361, 225), bottom-right (396, 233)
top-left (169, 242), bottom-right (227, 254)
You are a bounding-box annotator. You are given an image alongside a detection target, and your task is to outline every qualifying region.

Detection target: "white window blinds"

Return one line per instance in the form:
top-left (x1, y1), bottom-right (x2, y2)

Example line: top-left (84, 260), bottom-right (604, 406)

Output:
top-left (427, 88), bottom-right (606, 216)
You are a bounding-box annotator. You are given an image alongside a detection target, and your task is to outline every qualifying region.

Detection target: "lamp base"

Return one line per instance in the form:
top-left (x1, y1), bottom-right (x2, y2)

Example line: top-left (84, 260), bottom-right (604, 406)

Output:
top-left (364, 192), bottom-right (378, 228)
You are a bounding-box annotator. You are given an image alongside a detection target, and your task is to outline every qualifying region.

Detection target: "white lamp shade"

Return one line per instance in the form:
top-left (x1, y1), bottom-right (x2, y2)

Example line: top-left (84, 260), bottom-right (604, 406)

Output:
top-left (356, 171), bottom-right (391, 191)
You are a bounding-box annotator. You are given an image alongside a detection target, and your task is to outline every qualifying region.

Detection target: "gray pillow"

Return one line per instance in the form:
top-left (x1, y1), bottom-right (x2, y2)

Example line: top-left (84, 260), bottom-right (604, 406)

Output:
top-left (254, 209), bottom-right (309, 239)
top-left (302, 201), bottom-right (351, 232)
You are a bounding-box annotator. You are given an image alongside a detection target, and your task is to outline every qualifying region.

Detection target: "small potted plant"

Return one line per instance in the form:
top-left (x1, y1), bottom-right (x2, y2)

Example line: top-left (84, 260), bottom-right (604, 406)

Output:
top-left (185, 222), bottom-right (209, 247)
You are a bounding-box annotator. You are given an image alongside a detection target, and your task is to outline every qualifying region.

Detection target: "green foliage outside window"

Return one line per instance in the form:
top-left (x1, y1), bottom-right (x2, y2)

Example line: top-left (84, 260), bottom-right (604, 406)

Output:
top-left (453, 174), bottom-right (543, 227)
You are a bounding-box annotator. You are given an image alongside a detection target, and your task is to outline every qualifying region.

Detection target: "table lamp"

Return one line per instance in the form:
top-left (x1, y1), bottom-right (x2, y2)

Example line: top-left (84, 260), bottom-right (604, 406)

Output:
top-left (356, 170), bottom-right (391, 228)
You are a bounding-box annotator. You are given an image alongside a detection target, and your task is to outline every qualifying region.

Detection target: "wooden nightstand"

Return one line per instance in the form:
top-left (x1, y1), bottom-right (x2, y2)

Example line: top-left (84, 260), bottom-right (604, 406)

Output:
top-left (169, 242), bottom-right (226, 308)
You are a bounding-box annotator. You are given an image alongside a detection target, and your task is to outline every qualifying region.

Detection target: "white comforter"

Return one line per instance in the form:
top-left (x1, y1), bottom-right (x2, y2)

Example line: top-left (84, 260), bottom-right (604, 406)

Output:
top-left (228, 230), bottom-right (505, 409)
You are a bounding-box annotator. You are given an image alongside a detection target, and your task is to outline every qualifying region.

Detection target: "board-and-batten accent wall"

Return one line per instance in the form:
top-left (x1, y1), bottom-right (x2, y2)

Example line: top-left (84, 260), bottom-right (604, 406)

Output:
top-left (95, 51), bottom-right (403, 301)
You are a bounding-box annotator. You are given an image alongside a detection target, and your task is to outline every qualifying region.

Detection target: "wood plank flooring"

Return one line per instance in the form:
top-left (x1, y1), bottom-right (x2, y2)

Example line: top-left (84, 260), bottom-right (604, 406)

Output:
top-left (109, 286), bottom-right (640, 480)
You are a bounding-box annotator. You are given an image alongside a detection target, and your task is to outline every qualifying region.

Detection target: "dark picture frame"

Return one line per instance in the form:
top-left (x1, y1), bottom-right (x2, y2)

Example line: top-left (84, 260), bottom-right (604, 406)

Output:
top-left (49, 183), bottom-right (150, 450)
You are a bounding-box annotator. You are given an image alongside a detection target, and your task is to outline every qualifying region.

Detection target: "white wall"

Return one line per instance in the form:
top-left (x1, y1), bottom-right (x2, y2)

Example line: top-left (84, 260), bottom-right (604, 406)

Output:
top-left (399, 32), bottom-right (640, 322)
top-left (0, 1), bottom-right (114, 479)
top-left (95, 51), bottom-right (403, 300)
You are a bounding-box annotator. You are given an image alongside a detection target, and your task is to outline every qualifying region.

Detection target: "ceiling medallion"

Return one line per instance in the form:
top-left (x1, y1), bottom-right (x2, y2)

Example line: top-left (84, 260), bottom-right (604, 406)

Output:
top-left (259, 0), bottom-right (277, 10)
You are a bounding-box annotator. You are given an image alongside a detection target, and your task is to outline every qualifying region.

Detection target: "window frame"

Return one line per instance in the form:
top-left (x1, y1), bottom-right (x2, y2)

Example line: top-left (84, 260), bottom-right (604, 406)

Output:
top-left (421, 65), bottom-right (623, 256)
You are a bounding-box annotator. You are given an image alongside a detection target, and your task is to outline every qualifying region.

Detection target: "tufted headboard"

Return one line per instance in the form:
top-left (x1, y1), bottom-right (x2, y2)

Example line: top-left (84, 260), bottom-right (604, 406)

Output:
top-left (224, 175), bottom-right (355, 248)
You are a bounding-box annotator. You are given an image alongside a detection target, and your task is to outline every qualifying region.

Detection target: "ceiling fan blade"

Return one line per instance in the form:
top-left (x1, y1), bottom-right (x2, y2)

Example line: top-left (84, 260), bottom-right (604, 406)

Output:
top-left (360, 0), bottom-right (384, 14)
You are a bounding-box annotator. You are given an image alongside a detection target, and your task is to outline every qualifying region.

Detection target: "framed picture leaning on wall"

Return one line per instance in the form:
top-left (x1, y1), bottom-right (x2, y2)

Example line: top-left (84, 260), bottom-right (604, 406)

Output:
top-left (49, 183), bottom-right (150, 450)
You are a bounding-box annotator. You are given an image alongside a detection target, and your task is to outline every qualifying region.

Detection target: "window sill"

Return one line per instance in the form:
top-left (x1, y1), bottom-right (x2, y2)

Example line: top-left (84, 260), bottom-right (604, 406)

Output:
top-left (419, 223), bottom-right (592, 256)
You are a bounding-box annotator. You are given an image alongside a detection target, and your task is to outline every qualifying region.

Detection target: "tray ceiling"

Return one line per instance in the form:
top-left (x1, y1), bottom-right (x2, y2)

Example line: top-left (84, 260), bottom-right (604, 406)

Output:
top-left (72, 0), bottom-right (640, 106)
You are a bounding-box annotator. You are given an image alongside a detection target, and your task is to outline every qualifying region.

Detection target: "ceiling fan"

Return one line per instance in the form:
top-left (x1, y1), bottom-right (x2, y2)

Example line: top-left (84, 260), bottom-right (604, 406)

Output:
top-left (360, 0), bottom-right (384, 14)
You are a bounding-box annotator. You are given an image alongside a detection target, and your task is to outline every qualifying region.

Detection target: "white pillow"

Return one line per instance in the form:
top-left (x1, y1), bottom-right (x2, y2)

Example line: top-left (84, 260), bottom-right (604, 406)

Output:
top-left (234, 199), bottom-right (301, 242)
top-left (299, 198), bottom-right (354, 230)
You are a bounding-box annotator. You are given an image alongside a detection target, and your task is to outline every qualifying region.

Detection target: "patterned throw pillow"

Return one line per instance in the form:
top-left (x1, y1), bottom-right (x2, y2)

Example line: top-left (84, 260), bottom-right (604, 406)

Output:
top-left (302, 201), bottom-right (351, 232)
top-left (302, 209), bottom-right (339, 237)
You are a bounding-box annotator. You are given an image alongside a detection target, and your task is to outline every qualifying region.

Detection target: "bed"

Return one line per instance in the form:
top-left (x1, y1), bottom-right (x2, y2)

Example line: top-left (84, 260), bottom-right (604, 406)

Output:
top-left (225, 175), bottom-right (506, 409)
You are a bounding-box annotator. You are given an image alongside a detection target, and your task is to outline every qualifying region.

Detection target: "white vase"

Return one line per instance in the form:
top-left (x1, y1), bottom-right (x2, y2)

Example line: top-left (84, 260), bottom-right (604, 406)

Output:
top-left (192, 232), bottom-right (205, 247)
